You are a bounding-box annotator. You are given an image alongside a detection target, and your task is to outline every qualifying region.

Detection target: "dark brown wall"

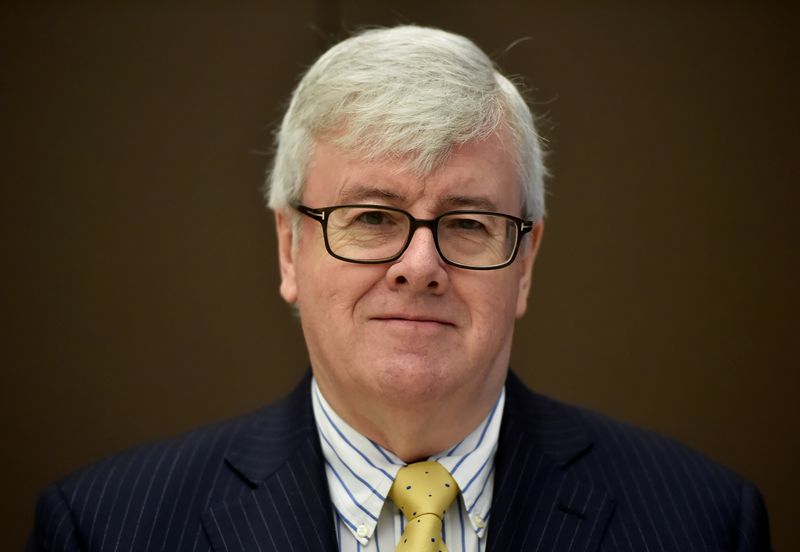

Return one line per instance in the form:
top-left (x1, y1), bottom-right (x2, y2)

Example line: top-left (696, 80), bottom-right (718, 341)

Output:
top-left (2, 2), bottom-right (797, 550)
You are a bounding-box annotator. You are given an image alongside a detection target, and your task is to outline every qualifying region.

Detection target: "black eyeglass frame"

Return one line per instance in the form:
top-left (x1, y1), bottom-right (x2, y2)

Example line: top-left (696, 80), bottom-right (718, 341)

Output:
top-left (294, 203), bottom-right (535, 270)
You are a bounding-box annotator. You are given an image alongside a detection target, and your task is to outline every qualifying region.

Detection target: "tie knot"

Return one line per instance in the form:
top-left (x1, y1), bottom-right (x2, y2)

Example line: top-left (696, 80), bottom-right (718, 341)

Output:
top-left (389, 461), bottom-right (459, 521)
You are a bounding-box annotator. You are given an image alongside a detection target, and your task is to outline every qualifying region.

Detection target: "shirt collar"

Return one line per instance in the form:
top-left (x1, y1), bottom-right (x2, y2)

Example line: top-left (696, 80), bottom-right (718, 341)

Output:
top-left (311, 378), bottom-right (504, 545)
top-left (432, 388), bottom-right (504, 536)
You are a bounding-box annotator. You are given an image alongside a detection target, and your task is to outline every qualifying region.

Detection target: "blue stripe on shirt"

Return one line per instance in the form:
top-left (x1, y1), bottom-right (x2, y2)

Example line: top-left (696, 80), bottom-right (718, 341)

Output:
top-left (369, 439), bottom-right (402, 465)
top-left (315, 386), bottom-right (394, 481)
top-left (462, 452), bottom-right (492, 493)
top-left (458, 496), bottom-right (467, 550)
top-left (336, 514), bottom-right (342, 551)
top-left (468, 464), bottom-right (495, 512)
top-left (319, 430), bottom-right (386, 500)
top-left (334, 505), bottom-right (359, 532)
top-left (326, 460), bottom-right (379, 521)
top-left (451, 397), bottom-right (500, 475)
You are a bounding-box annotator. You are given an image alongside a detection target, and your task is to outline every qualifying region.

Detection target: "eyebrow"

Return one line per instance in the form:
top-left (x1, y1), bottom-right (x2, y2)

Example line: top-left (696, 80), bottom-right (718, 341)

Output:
top-left (335, 185), bottom-right (500, 213)
top-left (436, 195), bottom-right (499, 212)
top-left (336, 184), bottom-right (405, 205)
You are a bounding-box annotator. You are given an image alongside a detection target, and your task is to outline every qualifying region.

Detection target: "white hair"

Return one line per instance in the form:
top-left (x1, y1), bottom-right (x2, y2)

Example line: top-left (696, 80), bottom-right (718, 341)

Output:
top-left (266, 25), bottom-right (547, 221)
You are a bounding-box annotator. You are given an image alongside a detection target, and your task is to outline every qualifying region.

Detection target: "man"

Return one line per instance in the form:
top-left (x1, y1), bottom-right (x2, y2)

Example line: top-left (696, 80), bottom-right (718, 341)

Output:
top-left (30, 25), bottom-right (770, 551)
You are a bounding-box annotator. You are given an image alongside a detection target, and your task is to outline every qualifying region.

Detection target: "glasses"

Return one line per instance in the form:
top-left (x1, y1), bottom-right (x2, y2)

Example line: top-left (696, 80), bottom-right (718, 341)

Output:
top-left (295, 204), bottom-right (534, 270)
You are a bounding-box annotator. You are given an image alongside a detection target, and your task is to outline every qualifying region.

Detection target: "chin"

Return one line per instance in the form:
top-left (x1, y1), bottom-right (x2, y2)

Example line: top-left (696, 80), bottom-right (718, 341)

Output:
top-left (366, 354), bottom-right (463, 404)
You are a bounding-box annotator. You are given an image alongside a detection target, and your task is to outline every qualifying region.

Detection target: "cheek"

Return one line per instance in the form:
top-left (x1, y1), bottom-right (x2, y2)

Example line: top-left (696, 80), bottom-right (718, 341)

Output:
top-left (460, 274), bottom-right (520, 337)
top-left (295, 257), bottom-right (383, 319)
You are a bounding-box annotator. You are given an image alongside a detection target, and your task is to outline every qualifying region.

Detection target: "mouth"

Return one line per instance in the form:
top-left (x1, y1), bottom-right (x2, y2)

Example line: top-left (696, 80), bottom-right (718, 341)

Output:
top-left (371, 315), bottom-right (455, 329)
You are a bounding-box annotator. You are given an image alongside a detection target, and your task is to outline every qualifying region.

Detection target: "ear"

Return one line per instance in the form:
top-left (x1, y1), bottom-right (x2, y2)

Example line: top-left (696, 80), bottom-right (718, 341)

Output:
top-left (275, 209), bottom-right (298, 304)
top-left (515, 220), bottom-right (544, 318)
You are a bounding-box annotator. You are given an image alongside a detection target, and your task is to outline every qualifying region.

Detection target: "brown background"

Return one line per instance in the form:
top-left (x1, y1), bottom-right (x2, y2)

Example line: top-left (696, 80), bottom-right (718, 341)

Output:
top-left (2, 2), bottom-right (797, 550)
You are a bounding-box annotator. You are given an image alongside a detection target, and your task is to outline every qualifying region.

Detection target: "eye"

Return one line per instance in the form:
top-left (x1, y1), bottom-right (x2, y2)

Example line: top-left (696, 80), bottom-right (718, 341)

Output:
top-left (444, 216), bottom-right (486, 231)
top-left (356, 210), bottom-right (393, 225)
top-left (455, 218), bottom-right (484, 230)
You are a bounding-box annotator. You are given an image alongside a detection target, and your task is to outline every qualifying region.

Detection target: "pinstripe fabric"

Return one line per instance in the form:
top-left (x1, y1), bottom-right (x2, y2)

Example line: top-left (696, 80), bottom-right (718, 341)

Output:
top-left (29, 373), bottom-right (337, 552)
top-left (486, 372), bottom-right (771, 551)
top-left (29, 370), bottom-right (771, 551)
top-left (311, 378), bottom-right (501, 551)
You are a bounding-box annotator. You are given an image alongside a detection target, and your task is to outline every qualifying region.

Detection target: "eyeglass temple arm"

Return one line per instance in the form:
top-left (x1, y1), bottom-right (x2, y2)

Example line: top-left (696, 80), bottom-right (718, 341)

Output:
top-left (295, 205), bottom-right (326, 221)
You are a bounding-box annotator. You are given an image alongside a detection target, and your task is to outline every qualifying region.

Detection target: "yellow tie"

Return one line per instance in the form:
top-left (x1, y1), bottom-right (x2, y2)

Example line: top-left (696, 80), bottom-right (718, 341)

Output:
top-left (388, 461), bottom-right (459, 552)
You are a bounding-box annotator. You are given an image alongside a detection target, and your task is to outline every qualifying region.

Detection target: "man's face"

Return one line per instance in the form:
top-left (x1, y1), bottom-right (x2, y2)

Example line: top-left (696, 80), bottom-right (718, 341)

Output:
top-left (275, 130), bottom-right (542, 420)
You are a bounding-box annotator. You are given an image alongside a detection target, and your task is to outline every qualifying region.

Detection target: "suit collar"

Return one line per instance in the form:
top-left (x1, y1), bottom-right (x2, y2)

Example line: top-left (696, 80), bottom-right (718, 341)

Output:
top-left (504, 370), bottom-right (593, 466)
top-left (486, 371), bottom-right (615, 551)
top-left (222, 370), bottom-right (594, 482)
top-left (203, 373), bottom-right (339, 551)
top-left (223, 372), bottom-right (318, 485)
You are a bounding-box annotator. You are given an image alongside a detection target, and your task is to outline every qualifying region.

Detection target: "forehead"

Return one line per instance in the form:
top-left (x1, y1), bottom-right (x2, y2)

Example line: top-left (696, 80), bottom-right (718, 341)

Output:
top-left (303, 132), bottom-right (522, 214)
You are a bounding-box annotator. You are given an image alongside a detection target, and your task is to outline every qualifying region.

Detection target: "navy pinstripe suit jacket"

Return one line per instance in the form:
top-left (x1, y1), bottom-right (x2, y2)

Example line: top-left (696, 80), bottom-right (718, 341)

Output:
top-left (29, 371), bottom-right (771, 551)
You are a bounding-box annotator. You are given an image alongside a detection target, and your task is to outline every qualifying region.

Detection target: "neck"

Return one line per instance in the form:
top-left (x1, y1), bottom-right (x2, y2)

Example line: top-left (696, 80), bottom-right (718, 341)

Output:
top-left (315, 372), bottom-right (505, 463)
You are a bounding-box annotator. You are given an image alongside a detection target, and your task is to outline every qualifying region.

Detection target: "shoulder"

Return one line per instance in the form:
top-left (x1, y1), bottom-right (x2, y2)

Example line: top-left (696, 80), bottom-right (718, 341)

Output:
top-left (567, 397), bottom-right (744, 496)
top-left (30, 375), bottom-right (315, 551)
top-left (59, 410), bottom-right (251, 502)
top-left (563, 397), bottom-right (770, 550)
top-left (53, 373), bottom-right (313, 498)
top-left (505, 370), bottom-right (747, 489)
top-left (503, 371), bottom-right (771, 550)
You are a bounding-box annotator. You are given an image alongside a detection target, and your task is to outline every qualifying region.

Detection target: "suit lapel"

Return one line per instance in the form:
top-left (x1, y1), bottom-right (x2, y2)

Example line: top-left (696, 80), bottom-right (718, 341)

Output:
top-left (202, 375), bottom-right (338, 552)
top-left (486, 373), bottom-right (615, 551)
top-left (200, 371), bottom-right (615, 551)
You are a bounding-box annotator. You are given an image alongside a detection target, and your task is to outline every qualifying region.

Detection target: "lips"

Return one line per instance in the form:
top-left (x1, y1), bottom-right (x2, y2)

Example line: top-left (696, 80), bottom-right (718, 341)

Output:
top-left (371, 314), bottom-right (455, 327)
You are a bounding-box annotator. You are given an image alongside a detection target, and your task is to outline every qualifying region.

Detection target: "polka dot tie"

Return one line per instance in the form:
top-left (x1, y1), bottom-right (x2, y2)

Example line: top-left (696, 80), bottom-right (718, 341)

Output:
top-left (388, 460), bottom-right (459, 552)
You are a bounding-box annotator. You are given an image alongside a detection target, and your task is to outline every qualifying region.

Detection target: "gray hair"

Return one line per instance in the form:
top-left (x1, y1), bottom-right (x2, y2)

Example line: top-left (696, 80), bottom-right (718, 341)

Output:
top-left (266, 25), bottom-right (546, 221)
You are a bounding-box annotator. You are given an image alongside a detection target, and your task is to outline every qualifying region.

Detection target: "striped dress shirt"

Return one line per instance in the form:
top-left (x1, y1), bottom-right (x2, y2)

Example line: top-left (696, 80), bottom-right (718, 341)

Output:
top-left (311, 379), bottom-right (504, 552)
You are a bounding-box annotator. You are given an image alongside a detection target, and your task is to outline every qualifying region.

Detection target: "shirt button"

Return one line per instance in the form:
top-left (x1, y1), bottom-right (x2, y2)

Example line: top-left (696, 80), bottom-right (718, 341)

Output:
top-left (471, 514), bottom-right (485, 528)
top-left (357, 525), bottom-right (369, 537)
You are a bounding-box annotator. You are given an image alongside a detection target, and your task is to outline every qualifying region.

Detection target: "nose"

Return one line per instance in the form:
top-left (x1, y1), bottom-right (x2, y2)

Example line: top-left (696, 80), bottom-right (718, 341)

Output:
top-left (385, 225), bottom-right (449, 294)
